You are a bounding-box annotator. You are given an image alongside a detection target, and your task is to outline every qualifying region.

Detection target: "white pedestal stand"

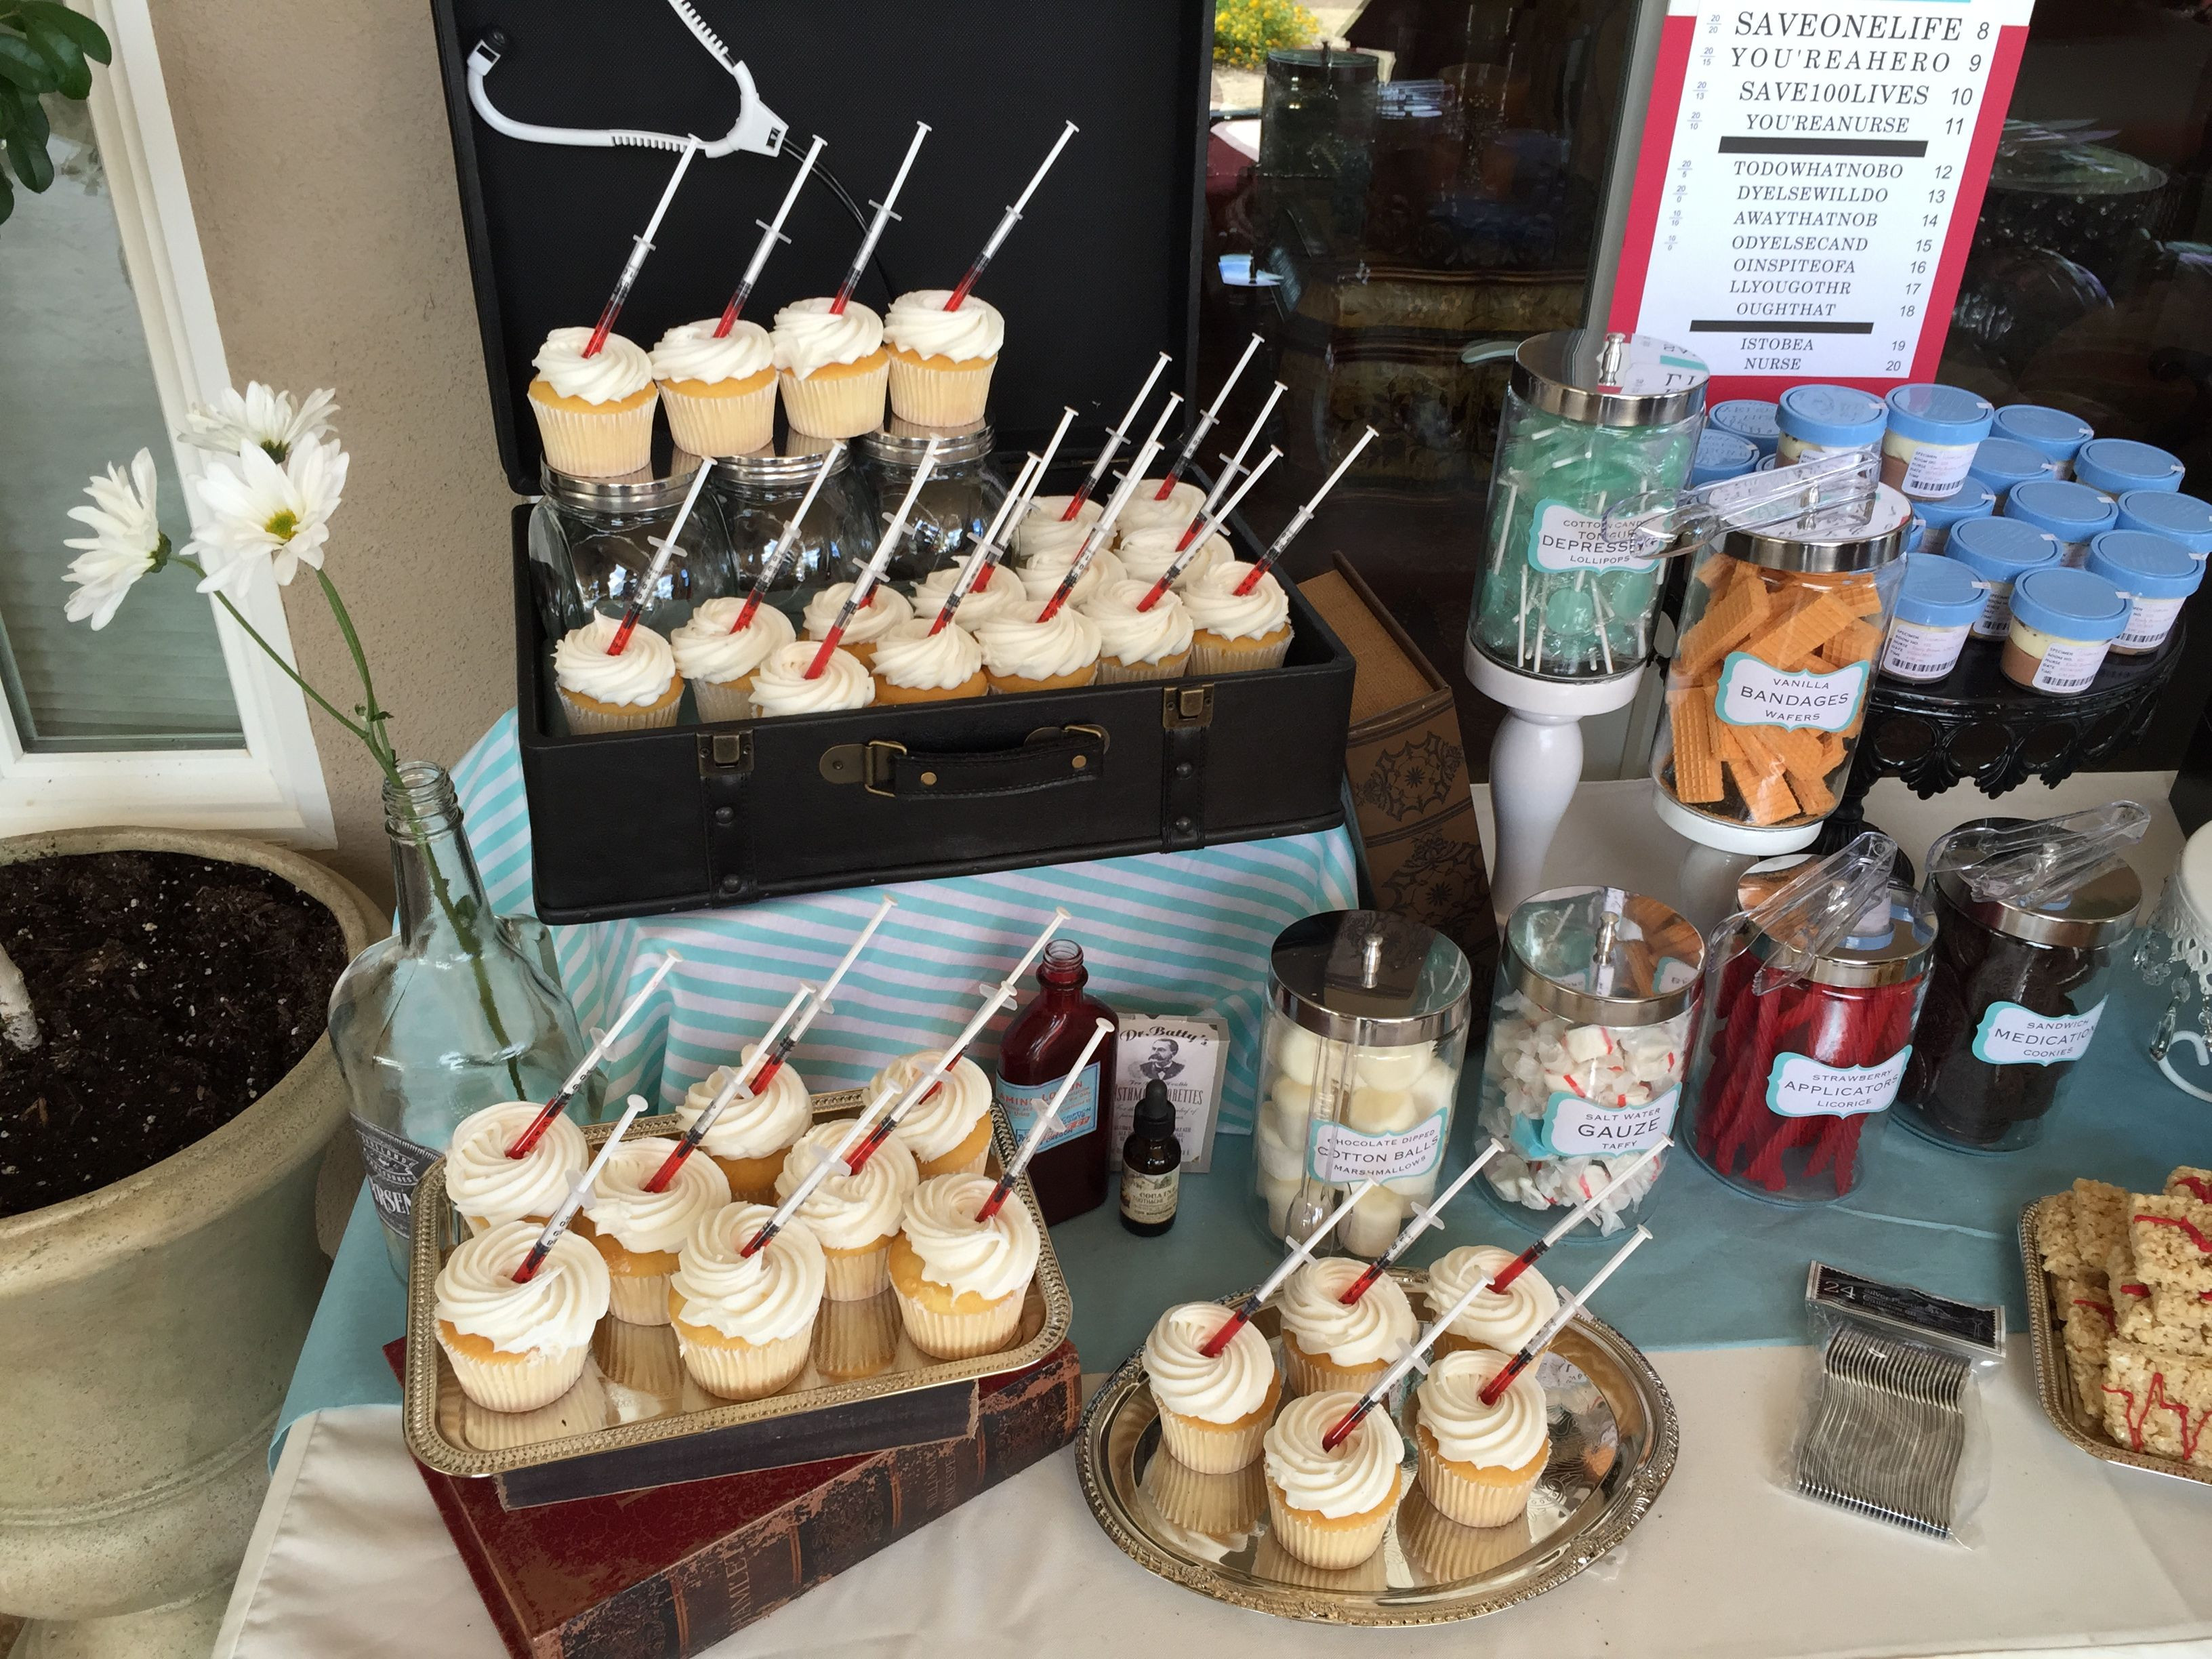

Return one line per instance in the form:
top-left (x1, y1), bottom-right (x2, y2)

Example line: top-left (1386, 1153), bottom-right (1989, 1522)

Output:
top-left (1652, 786), bottom-right (1823, 930)
top-left (1468, 641), bottom-right (1645, 925)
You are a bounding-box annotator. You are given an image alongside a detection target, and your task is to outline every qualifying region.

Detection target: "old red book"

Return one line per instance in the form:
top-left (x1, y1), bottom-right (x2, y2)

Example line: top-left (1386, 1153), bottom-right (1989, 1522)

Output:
top-left (384, 1337), bottom-right (1082, 1658)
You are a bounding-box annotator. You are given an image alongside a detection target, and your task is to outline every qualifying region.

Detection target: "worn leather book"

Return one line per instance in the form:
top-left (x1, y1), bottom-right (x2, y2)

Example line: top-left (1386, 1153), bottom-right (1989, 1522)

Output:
top-left (385, 1337), bottom-right (1082, 1658)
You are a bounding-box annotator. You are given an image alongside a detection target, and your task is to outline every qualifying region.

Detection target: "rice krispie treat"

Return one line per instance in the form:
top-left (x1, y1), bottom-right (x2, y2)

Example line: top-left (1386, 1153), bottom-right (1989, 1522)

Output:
top-left (2099, 1341), bottom-right (2212, 1467)
top-left (2059, 1274), bottom-right (2117, 1424)
top-left (2169, 1167), bottom-right (2212, 1205)
top-left (2072, 1179), bottom-right (2129, 1284)
top-left (2038, 1191), bottom-right (2083, 1279)
top-left (2127, 1194), bottom-right (2212, 1298)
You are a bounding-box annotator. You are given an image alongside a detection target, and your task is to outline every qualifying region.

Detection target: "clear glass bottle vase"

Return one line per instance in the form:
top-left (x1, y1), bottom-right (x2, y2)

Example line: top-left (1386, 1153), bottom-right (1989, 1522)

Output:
top-left (327, 761), bottom-right (601, 1282)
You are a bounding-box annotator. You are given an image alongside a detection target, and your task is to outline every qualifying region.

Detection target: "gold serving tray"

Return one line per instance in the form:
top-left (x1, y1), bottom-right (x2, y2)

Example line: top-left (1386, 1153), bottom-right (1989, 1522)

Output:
top-left (1075, 1271), bottom-right (1678, 1626)
top-left (2018, 1197), bottom-right (2212, 1488)
top-left (403, 1091), bottom-right (1072, 1484)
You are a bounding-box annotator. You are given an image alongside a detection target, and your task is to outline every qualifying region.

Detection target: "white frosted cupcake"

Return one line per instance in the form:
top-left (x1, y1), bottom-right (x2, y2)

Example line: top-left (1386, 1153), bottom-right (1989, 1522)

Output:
top-left (1262, 1390), bottom-right (1406, 1571)
top-left (775, 1120), bottom-right (920, 1300)
top-left (573, 1136), bottom-right (731, 1325)
top-left (1080, 578), bottom-right (1195, 682)
top-left (434, 1219), bottom-right (611, 1413)
top-left (882, 290), bottom-right (1004, 426)
top-left (1276, 1257), bottom-right (1417, 1397)
top-left (527, 326), bottom-right (657, 478)
top-left (771, 298), bottom-right (889, 438)
top-left (553, 613), bottom-right (684, 735)
top-left (911, 565), bottom-right (1027, 630)
top-left (802, 582), bottom-right (913, 670)
top-left (1115, 478), bottom-right (1207, 539)
top-left (1425, 1245), bottom-right (1559, 1359)
top-left (976, 605), bottom-right (1101, 694)
top-left (871, 617), bottom-right (987, 705)
top-left (1017, 545), bottom-right (1126, 609)
top-left (888, 1172), bottom-right (1041, 1359)
top-left (1181, 561), bottom-right (1292, 674)
top-left (1017, 495), bottom-right (1103, 565)
top-left (676, 1044), bottom-right (813, 1202)
top-left (670, 598), bottom-right (794, 723)
top-left (1414, 1347), bottom-right (1551, 1527)
top-left (872, 1050), bottom-right (996, 1176)
top-left (651, 318), bottom-right (777, 457)
top-left (669, 1201), bottom-right (826, 1400)
top-left (443, 1101), bottom-right (588, 1235)
top-left (1114, 523), bottom-right (1228, 592)
top-left (746, 641), bottom-right (876, 718)
top-left (1143, 1302), bottom-right (1283, 1474)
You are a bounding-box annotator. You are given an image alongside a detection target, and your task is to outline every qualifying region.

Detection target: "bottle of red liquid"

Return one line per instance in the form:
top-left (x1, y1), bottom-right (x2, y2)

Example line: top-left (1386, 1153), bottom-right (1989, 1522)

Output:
top-left (994, 940), bottom-right (1120, 1225)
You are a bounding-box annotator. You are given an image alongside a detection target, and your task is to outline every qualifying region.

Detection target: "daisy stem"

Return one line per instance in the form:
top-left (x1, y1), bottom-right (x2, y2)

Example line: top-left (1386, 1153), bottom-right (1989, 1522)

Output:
top-left (312, 567), bottom-right (395, 766)
top-left (173, 556), bottom-right (376, 745)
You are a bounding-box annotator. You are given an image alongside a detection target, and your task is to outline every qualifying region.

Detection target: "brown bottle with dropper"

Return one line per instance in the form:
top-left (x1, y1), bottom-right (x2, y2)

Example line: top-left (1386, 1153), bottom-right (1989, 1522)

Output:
top-left (994, 939), bottom-right (1120, 1225)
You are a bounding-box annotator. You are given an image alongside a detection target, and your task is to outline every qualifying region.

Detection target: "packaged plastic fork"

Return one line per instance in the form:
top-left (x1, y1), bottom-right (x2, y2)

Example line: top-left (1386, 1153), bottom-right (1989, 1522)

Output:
top-left (1790, 1262), bottom-right (2006, 1544)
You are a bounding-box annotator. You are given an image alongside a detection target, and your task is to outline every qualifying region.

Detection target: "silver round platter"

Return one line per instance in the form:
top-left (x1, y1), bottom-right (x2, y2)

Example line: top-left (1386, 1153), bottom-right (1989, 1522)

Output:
top-left (1076, 1267), bottom-right (1679, 1625)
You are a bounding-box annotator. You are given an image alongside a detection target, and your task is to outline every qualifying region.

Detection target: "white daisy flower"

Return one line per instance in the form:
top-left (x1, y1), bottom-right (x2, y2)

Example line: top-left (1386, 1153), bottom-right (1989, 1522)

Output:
top-left (178, 382), bottom-right (339, 464)
top-left (62, 448), bottom-right (169, 630)
top-left (188, 435), bottom-right (350, 596)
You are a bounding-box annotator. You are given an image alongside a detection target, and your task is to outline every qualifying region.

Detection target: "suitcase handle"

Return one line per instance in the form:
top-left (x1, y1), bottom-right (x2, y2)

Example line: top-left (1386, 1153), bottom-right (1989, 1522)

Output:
top-left (819, 726), bottom-right (1107, 799)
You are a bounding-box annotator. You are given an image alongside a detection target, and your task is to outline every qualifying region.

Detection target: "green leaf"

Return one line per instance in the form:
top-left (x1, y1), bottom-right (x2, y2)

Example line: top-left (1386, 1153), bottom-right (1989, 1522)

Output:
top-left (0, 167), bottom-right (13, 227)
top-left (0, 83), bottom-right (48, 146)
top-left (20, 3), bottom-right (110, 65)
top-left (5, 126), bottom-right (52, 191)
top-left (0, 31), bottom-right (59, 94)
top-left (22, 22), bottom-right (87, 100)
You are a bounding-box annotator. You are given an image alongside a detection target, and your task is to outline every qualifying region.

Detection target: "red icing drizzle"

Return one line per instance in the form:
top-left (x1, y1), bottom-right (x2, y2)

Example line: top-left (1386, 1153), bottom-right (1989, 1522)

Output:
top-left (2120, 1281), bottom-right (2150, 1298)
top-left (2177, 1175), bottom-right (2212, 1203)
top-left (2072, 1297), bottom-right (2118, 1332)
top-left (2102, 1370), bottom-right (2210, 1462)
top-left (2133, 1211), bottom-right (2212, 1253)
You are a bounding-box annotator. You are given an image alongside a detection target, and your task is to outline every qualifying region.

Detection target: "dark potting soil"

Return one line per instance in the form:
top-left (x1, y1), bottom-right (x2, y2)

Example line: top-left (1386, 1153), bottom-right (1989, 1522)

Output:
top-left (0, 851), bottom-right (347, 1218)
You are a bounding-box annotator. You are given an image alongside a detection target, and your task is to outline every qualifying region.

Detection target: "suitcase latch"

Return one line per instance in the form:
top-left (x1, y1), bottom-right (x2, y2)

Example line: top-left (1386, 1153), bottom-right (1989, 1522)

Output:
top-left (1163, 685), bottom-right (1214, 729)
top-left (699, 730), bottom-right (753, 773)
top-left (818, 739), bottom-right (907, 795)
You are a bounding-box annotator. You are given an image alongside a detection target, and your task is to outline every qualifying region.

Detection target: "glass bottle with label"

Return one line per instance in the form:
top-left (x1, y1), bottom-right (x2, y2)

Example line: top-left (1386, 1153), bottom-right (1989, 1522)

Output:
top-left (1478, 886), bottom-right (1705, 1234)
top-left (994, 940), bottom-right (1119, 1225)
top-left (1252, 911), bottom-right (1473, 1258)
top-left (1119, 1079), bottom-right (1181, 1237)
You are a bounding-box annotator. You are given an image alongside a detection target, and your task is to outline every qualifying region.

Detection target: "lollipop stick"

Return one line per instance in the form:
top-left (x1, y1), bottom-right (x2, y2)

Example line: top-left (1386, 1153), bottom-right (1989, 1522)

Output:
top-left (1197, 1178), bottom-right (1379, 1358)
top-left (831, 122), bottom-right (930, 315)
top-left (1479, 1227), bottom-right (1653, 1405)
top-left (506, 954), bottom-right (680, 1158)
top-left (607, 462), bottom-right (716, 655)
top-left (1156, 332), bottom-right (1261, 498)
top-left (585, 140), bottom-right (700, 359)
top-left (511, 1095), bottom-right (651, 1283)
top-left (945, 120), bottom-right (1078, 311)
top-left (716, 134), bottom-right (823, 336)
top-left (731, 443), bottom-right (844, 634)
top-left (1338, 1139), bottom-right (1505, 1303)
top-left (806, 439), bottom-right (940, 676)
top-left (974, 1017), bottom-right (1112, 1223)
top-left (1231, 426), bottom-right (1378, 596)
top-left (1488, 1136), bottom-right (1671, 1292)
top-left (1134, 445), bottom-right (1282, 613)
top-left (1065, 353), bottom-right (1170, 518)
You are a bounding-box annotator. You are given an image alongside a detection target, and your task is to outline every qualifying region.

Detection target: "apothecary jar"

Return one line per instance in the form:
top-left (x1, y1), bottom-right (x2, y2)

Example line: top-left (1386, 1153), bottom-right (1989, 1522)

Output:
top-left (526, 459), bottom-right (738, 641)
top-left (855, 419), bottom-right (1008, 586)
top-left (708, 439), bottom-right (882, 624)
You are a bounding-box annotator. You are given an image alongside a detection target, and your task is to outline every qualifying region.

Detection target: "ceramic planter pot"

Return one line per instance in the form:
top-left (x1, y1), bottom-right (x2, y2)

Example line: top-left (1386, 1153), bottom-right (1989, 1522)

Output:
top-left (0, 829), bottom-right (383, 1650)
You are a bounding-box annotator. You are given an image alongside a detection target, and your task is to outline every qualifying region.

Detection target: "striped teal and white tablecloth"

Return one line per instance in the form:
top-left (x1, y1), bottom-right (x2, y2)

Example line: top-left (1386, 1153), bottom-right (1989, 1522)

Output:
top-left (450, 710), bottom-right (1359, 1135)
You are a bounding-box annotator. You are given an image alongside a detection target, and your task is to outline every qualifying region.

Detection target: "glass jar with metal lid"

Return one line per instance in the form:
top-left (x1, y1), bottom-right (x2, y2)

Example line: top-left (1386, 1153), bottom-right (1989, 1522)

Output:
top-left (526, 457), bottom-right (738, 642)
top-left (1467, 330), bottom-right (1708, 686)
top-left (1652, 484), bottom-right (1914, 853)
top-left (1684, 865), bottom-right (1935, 1204)
top-left (1478, 886), bottom-right (1705, 1234)
top-left (855, 419), bottom-right (1009, 587)
top-left (1251, 909), bottom-right (1473, 1258)
top-left (1900, 819), bottom-right (2140, 1153)
top-left (707, 438), bottom-right (881, 625)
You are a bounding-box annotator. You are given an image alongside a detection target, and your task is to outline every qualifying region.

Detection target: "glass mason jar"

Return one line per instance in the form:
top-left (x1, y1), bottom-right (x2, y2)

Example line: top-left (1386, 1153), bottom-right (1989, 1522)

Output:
top-left (2137, 823), bottom-right (2212, 1099)
top-left (855, 419), bottom-right (1008, 587)
top-left (708, 438), bottom-right (881, 625)
top-left (1252, 911), bottom-right (1473, 1258)
top-left (1652, 485), bottom-right (1913, 853)
top-left (1479, 886), bottom-right (1704, 1233)
top-left (327, 762), bottom-right (600, 1283)
top-left (1898, 837), bottom-right (2138, 1153)
top-left (525, 457), bottom-right (738, 642)
top-left (1468, 330), bottom-right (1707, 686)
top-left (1683, 880), bottom-right (1934, 1204)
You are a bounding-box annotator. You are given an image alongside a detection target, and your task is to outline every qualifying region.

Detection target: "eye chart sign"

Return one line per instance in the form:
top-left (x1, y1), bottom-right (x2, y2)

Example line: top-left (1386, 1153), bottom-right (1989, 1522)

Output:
top-left (1607, 0), bottom-right (2033, 403)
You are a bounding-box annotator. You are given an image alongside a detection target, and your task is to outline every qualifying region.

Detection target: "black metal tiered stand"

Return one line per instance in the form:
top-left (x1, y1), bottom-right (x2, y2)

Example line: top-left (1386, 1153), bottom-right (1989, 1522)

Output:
top-left (1813, 622), bottom-right (2187, 869)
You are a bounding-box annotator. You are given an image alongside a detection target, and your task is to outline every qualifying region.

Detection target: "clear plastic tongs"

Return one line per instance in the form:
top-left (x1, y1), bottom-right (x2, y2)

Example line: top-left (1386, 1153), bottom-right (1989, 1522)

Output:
top-left (1927, 804), bottom-right (2150, 909)
top-left (1599, 448), bottom-right (1883, 563)
top-left (467, 0), bottom-right (787, 159)
top-left (1720, 831), bottom-right (1902, 996)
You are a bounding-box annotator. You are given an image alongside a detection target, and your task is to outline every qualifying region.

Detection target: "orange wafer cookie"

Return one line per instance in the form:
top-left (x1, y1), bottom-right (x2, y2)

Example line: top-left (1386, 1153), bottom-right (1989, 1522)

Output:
top-left (1677, 573), bottom-right (1772, 678)
top-left (1738, 764), bottom-right (1802, 825)
top-left (1755, 590), bottom-right (1856, 670)
top-left (1788, 767), bottom-right (1837, 817)
top-left (1763, 725), bottom-right (1831, 785)
top-left (1824, 617), bottom-right (1883, 664)
top-left (1666, 691), bottom-right (1724, 803)
top-left (1834, 577), bottom-right (1883, 617)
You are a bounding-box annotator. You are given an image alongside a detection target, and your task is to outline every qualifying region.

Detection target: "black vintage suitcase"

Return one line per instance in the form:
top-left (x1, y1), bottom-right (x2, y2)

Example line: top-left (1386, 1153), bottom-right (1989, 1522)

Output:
top-left (434, 0), bottom-right (1355, 922)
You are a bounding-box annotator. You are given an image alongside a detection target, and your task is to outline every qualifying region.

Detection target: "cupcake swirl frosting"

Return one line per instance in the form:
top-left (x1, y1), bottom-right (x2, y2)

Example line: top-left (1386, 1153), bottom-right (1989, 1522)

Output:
top-left (883, 290), bottom-right (1005, 363)
top-left (747, 642), bottom-right (876, 716)
top-left (803, 582), bottom-right (913, 647)
top-left (1143, 1303), bottom-right (1277, 1423)
top-left (1017, 497), bottom-right (1103, 563)
top-left (1427, 1245), bottom-right (1559, 1352)
top-left (1113, 524), bottom-right (1227, 587)
top-left (1418, 1347), bottom-right (1548, 1470)
top-left (775, 1120), bottom-right (918, 1250)
top-left (1181, 562), bottom-right (1290, 642)
top-left (554, 613), bottom-right (676, 706)
top-left (871, 617), bottom-right (983, 692)
top-left (1115, 480), bottom-right (1207, 538)
top-left (670, 598), bottom-right (793, 687)
top-left (651, 317), bottom-right (773, 387)
top-left (1264, 1391), bottom-right (1404, 1519)
top-left (533, 326), bottom-right (654, 404)
top-left (586, 1137), bottom-right (731, 1255)
top-left (912, 567), bottom-right (1027, 628)
top-left (1080, 579), bottom-right (1195, 667)
top-left (900, 1172), bottom-right (1041, 1300)
top-left (977, 606), bottom-right (1101, 681)
top-left (435, 1220), bottom-right (610, 1355)
top-left (672, 1202), bottom-right (826, 1343)
top-left (772, 298), bottom-right (884, 379)
top-left (1017, 546), bottom-right (1126, 605)
top-left (444, 1102), bottom-right (588, 1226)
top-left (677, 1043), bottom-right (812, 1160)
top-left (873, 1050), bottom-right (992, 1161)
top-left (1279, 1257), bottom-right (1416, 1366)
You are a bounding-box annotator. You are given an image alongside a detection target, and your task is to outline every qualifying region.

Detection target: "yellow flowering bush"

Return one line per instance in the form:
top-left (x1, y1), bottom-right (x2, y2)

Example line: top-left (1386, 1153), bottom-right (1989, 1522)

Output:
top-left (1214, 0), bottom-right (1318, 70)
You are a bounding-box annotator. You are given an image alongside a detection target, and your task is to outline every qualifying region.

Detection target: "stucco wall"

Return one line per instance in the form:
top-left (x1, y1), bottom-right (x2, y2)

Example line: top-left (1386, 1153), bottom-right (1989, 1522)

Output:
top-left (154, 0), bottom-right (512, 905)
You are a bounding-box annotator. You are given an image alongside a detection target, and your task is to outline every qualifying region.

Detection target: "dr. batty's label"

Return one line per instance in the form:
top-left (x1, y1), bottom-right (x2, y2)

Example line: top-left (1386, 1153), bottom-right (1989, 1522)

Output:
top-left (1527, 499), bottom-right (1661, 574)
top-left (1513, 1088), bottom-right (1681, 1160)
top-left (1764, 1047), bottom-right (1912, 1117)
top-left (1972, 999), bottom-right (2104, 1065)
top-left (997, 1063), bottom-right (1101, 1153)
top-left (352, 1113), bottom-right (438, 1244)
top-left (1309, 1109), bottom-right (1447, 1183)
top-left (1718, 651), bottom-right (1868, 731)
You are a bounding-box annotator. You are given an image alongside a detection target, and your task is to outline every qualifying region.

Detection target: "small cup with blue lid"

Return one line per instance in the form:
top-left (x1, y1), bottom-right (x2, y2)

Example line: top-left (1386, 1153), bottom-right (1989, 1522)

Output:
top-left (1999, 567), bottom-right (2130, 695)
top-left (2116, 490), bottom-right (2212, 558)
top-left (1990, 405), bottom-right (2093, 480)
top-left (2085, 529), bottom-right (2203, 656)
top-left (2074, 438), bottom-right (2185, 499)
top-left (1947, 514), bottom-right (2061, 638)
top-left (2004, 478), bottom-right (2118, 568)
